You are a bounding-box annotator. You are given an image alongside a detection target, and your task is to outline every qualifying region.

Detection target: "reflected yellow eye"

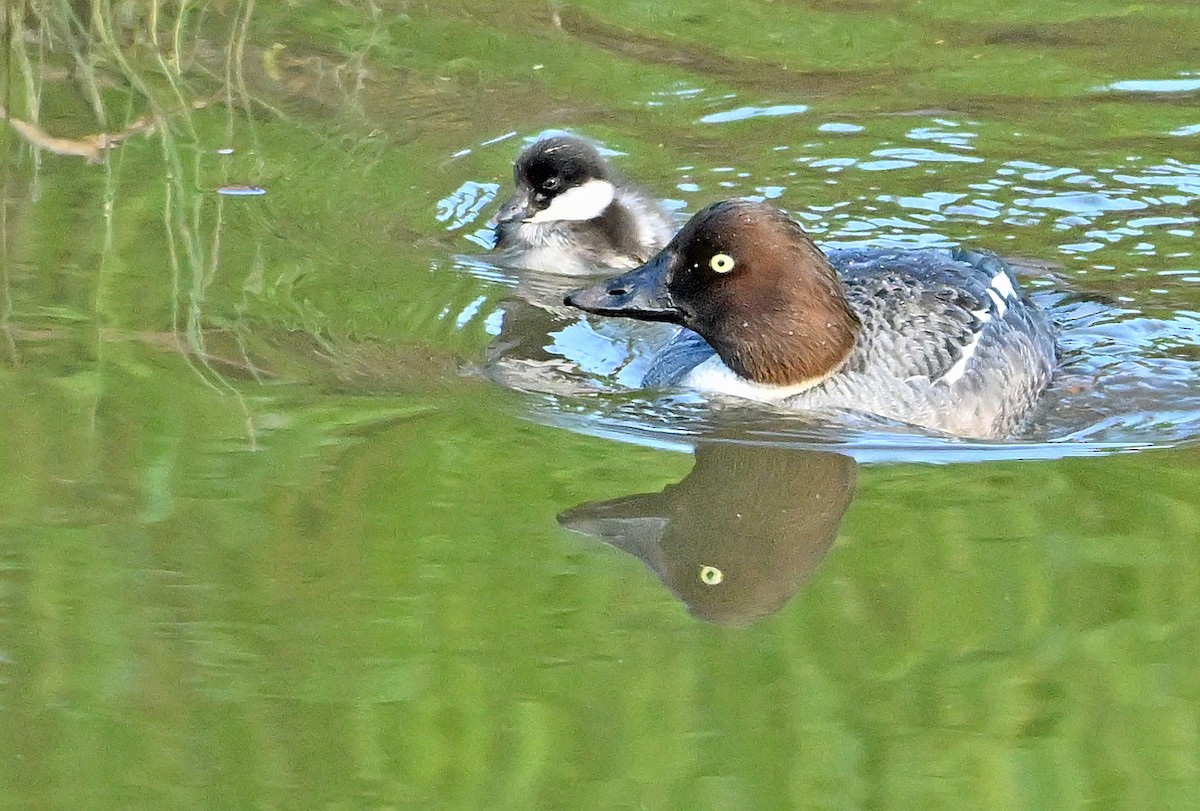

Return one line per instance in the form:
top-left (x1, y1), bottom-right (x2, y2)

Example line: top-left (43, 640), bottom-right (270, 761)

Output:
top-left (699, 565), bottom-right (724, 586)
top-left (709, 253), bottom-right (736, 274)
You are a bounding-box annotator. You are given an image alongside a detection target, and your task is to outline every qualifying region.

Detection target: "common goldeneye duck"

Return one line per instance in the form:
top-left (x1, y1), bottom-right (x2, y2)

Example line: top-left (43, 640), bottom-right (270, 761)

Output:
top-left (565, 199), bottom-right (1058, 439)
top-left (490, 135), bottom-right (674, 275)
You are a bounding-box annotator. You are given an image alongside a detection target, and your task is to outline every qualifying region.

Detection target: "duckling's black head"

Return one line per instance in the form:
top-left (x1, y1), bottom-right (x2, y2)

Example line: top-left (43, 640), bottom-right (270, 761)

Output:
top-left (493, 136), bottom-right (619, 227)
top-left (517, 135), bottom-right (613, 193)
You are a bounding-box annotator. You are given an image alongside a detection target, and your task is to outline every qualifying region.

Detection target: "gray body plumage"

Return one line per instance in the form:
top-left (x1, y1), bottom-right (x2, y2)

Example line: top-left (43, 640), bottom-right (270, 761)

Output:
top-left (646, 247), bottom-right (1057, 438)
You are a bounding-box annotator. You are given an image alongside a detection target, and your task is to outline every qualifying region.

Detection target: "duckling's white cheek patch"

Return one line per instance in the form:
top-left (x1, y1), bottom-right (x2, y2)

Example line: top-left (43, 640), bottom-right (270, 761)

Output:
top-left (526, 179), bottom-right (616, 223)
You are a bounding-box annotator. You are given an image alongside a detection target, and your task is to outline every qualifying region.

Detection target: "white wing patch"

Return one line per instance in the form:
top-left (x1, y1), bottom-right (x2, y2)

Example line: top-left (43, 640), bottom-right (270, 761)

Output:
top-left (941, 269), bottom-right (1016, 385)
top-left (526, 179), bottom-right (616, 223)
top-left (989, 269), bottom-right (1016, 300)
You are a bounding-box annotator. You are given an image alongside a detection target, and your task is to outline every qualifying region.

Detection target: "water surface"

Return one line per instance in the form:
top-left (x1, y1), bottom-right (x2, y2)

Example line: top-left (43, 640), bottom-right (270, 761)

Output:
top-left (2, 2), bottom-right (1199, 808)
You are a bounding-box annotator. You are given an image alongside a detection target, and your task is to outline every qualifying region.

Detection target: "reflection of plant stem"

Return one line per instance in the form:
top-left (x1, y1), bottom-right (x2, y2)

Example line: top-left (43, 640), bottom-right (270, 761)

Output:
top-left (2, 5), bottom-right (9, 360)
top-left (90, 6), bottom-right (208, 360)
top-left (171, 0), bottom-right (194, 75)
top-left (1, 113), bottom-right (11, 365)
top-left (10, 3), bottom-right (40, 120)
top-left (9, 1), bottom-right (262, 443)
top-left (92, 135), bottom-right (118, 431)
top-left (0, 261), bottom-right (11, 366)
top-left (8, 0), bottom-right (46, 191)
top-left (229, 0), bottom-right (255, 116)
top-left (40, 0), bottom-right (108, 125)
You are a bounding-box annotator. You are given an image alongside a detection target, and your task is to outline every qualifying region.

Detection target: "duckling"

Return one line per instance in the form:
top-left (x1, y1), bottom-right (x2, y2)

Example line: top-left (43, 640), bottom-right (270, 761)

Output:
top-left (491, 135), bottom-right (674, 275)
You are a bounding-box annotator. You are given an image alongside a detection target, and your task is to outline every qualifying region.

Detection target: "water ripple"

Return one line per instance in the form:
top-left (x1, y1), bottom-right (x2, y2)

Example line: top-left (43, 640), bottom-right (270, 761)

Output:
top-left (444, 114), bottom-right (1200, 460)
top-left (699, 103), bottom-right (809, 124)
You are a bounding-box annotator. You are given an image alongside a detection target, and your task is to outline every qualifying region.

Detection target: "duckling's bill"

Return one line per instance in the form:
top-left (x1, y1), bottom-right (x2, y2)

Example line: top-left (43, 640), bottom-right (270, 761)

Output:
top-left (489, 192), bottom-right (533, 226)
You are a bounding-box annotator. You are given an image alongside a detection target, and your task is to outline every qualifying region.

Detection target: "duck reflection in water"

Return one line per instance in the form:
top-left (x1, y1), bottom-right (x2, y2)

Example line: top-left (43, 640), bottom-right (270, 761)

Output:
top-left (559, 443), bottom-right (857, 626)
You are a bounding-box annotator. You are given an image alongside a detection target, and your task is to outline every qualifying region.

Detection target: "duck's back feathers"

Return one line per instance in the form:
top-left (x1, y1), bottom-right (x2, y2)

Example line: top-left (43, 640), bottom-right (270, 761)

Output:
top-left (822, 248), bottom-right (1056, 435)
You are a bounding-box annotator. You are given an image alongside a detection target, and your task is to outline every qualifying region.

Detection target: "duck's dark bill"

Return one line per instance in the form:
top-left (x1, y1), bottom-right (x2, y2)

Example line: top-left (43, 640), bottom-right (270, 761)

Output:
top-left (564, 253), bottom-right (682, 323)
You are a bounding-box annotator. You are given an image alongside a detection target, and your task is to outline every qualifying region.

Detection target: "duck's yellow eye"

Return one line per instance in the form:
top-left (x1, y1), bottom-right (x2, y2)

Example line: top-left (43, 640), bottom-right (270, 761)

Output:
top-left (699, 565), bottom-right (724, 586)
top-left (709, 253), bottom-right (736, 274)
